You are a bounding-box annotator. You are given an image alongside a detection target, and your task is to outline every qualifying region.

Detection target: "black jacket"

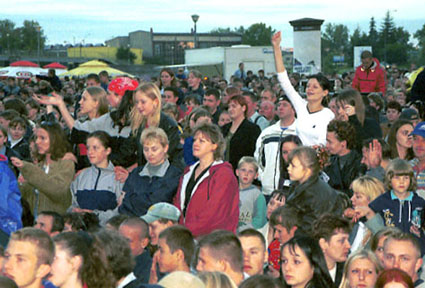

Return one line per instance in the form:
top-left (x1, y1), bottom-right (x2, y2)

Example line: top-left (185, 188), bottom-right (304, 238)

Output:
top-left (324, 150), bottom-right (362, 197)
top-left (286, 175), bottom-right (345, 233)
top-left (222, 118), bottom-right (261, 171)
top-left (348, 115), bottom-right (382, 152)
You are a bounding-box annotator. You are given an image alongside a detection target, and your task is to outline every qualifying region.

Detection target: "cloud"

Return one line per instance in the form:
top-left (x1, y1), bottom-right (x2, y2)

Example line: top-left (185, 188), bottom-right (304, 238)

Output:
top-left (1, 0), bottom-right (424, 45)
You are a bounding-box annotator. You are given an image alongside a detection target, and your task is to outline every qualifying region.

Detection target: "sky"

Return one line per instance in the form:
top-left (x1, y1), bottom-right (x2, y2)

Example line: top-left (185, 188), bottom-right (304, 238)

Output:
top-left (1, 0), bottom-right (424, 47)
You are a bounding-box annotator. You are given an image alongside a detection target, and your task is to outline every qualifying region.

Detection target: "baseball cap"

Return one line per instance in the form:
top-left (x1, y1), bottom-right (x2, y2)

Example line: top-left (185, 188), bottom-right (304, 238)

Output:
top-left (410, 122), bottom-right (425, 138)
top-left (141, 202), bottom-right (181, 224)
top-left (400, 108), bottom-right (419, 121)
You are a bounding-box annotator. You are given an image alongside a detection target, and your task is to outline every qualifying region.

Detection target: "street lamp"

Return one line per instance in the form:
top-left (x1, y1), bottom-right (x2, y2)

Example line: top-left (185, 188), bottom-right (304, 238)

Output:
top-left (35, 25), bottom-right (41, 64)
top-left (191, 14), bottom-right (199, 48)
top-left (6, 33), bottom-right (9, 56)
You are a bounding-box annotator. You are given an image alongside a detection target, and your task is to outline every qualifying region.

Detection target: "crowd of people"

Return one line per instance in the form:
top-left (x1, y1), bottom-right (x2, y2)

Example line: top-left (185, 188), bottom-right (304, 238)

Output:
top-left (0, 31), bottom-right (424, 288)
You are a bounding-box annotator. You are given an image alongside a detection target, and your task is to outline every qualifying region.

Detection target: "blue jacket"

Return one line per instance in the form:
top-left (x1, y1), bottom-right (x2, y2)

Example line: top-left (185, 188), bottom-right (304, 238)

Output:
top-left (0, 155), bottom-right (23, 235)
top-left (119, 160), bottom-right (182, 217)
top-left (70, 162), bottom-right (123, 225)
top-left (369, 191), bottom-right (425, 232)
top-left (369, 190), bottom-right (425, 253)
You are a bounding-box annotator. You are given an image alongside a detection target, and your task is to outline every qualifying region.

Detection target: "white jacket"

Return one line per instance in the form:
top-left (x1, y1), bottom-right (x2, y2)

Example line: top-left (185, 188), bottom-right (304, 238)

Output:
top-left (254, 120), bottom-right (297, 195)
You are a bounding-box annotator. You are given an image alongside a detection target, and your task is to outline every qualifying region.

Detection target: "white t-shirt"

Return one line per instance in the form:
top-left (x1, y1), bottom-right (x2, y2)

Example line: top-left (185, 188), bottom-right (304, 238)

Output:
top-left (277, 71), bottom-right (334, 146)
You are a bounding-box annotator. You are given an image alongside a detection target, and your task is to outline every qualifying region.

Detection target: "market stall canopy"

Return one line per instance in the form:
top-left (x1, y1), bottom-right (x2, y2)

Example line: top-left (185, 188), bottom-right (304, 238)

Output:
top-left (0, 61), bottom-right (45, 79)
top-left (43, 62), bottom-right (68, 75)
top-left (59, 60), bottom-right (133, 77)
top-left (43, 62), bottom-right (67, 69)
top-left (10, 60), bottom-right (39, 67)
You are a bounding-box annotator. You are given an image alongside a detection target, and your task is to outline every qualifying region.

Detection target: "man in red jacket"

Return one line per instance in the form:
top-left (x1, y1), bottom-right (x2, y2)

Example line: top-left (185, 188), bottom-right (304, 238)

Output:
top-left (352, 50), bottom-right (386, 97)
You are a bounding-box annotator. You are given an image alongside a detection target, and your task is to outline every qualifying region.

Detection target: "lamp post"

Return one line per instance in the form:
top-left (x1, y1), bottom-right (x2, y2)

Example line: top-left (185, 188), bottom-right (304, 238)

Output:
top-left (6, 33), bottom-right (9, 56)
top-left (35, 25), bottom-right (41, 64)
top-left (191, 14), bottom-right (199, 48)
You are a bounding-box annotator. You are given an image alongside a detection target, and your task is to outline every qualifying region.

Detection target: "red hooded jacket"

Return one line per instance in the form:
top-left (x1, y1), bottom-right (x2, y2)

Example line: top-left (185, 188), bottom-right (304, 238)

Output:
top-left (352, 58), bottom-right (386, 96)
top-left (173, 161), bottom-right (239, 237)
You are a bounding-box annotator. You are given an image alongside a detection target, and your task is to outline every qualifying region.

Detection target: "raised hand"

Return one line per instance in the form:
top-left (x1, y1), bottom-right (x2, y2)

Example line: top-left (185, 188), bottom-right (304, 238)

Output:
top-left (271, 31), bottom-right (282, 48)
top-left (33, 91), bottom-right (65, 107)
top-left (367, 139), bottom-right (382, 169)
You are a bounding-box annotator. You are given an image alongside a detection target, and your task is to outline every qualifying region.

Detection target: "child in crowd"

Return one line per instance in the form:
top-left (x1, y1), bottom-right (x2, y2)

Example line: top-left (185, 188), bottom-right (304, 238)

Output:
top-left (236, 157), bottom-right (267, 231)
top-left (7, 117), bottom-right (30, 161)
top-left (369, 159), bottom-right (425, 250)
top-left (257, 189), bottom-right (287, 248)
top-left (70, 131), bottom-right (124, 226)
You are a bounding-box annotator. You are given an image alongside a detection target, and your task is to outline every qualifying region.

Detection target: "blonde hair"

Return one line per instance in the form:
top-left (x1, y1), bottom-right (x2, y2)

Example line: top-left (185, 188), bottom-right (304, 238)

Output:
top-left (140, 127), bottom-right (169, 148)
top-left (198, 271), bottom-right (237, 288)
top-left (352, 175), bottom-right (385, 202)
top-left (131, 82), bottom-right (161, 134)
top-left (339, 250), bottom-right (382, 288)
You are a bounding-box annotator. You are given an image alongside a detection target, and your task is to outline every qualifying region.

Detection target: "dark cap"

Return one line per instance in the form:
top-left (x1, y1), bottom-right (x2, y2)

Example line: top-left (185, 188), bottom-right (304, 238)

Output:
top-left (400, 108), bottom-right (419, 121)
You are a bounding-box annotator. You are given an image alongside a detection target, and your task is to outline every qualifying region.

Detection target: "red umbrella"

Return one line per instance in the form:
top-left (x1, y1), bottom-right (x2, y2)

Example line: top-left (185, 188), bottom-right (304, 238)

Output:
top-left (10, 60), bottom-right (39, 67)
top-left (43, 62), bottom-right (67, 69)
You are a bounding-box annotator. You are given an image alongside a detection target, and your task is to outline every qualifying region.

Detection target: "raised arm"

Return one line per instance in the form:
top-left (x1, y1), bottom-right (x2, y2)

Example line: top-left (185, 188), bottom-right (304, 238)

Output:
top-left (272, 32), bottom-right (305, 113)
top-left (33, 92), bottom-right (75, 129)
top-left (272, 31), bottom-right (286, 73)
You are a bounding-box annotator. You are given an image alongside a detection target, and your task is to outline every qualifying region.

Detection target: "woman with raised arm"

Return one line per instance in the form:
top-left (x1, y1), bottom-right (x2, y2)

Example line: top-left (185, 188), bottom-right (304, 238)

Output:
top-left (11, 121), bottom-right (75, 215)
top-left (34, 77), bottom-right (138, 168)
top-left (272, 31), bottom-right (334, 146)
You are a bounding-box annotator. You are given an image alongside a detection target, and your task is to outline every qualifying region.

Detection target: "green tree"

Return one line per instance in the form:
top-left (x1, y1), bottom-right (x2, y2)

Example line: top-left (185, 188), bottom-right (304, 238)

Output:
top-left (368, 17), bottom-right (379, 51)
top-left (321, 23), bottom-right (350, 73)
top-left (348, 27), bottom-right (369, 66)
top-left (242, 23), bottom-right (275, 46)
top-left (17, 20), bottom-right (46, 53)
top-left (0, 19), bottom-right (46, 54)
top-left (414, 24), bottom-right (425, 65)
top-left (378, 10), bottom-right (397, 63)
top-left (116, 46), bottom-right (137, 64)
top-left (210, 26), bottom-right (244, 34)
top-left (0, 19), bottom-right (17, 53)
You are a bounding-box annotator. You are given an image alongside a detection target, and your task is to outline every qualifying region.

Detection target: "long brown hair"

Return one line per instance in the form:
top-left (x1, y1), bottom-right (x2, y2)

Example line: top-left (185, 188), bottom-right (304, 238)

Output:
top-left (38, 121), bottom-right (72, 161)
top-left (337, 88), bottom-right (366, 125)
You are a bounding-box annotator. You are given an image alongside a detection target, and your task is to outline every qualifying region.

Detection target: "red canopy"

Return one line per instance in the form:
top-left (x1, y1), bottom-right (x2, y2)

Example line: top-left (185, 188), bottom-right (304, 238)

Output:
top-left (10, 60), bottom-right (39, 67)
top-left (43, 62), bottom-right (67, 69)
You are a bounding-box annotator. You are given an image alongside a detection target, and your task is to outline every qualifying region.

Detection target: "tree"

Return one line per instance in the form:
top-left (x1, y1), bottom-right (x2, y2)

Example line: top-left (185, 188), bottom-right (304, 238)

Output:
top-left (242, 23), bottom-right (275, 46)
top-left (368, 17), bottom-right (379, 51)
top-left (116, 46), bottom-right (137, 64)
top-left (414, 24), bottom-right (425, 65)
top-left (378, 10), bottom-right (397, 63)
top-left (17, 20), bottom-right (46, 53)
top-left (210, 23), bottom-right (272, 46)
top-left (321, 23), bottom-right (350, 73)
top-left (210, 26), bottom-right (244, 35)
top-left (0, 19), bottom-right (46, 54)
top-left (0, 19), bottom-right (17, 53)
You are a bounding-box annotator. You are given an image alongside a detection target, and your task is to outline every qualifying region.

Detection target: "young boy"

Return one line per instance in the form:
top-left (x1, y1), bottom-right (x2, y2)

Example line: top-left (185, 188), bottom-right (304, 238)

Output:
top-left (236, 156), bottom-right (267, 231)
top-left (3, 227), bottom-right (54, 288)
top-left (157, 225), bottom-right (194, 275)
top-left (368, 159), bottom-right (425, 248)
top-left (7, 117), bottom-right (30, 160)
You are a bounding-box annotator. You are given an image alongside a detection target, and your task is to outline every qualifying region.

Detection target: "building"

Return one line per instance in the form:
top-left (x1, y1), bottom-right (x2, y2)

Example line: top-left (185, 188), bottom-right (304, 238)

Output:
top-left (289, 18), bottom-right (324, 75)
top-left (106, 29), bottom-right (242, 65)
top-left (67, 46), bottom-right (143, 65)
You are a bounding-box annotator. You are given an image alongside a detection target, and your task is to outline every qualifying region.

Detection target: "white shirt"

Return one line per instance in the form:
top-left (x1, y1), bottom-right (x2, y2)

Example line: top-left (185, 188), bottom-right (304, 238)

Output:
top-left (277, 71), bottom-right (334, 146)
